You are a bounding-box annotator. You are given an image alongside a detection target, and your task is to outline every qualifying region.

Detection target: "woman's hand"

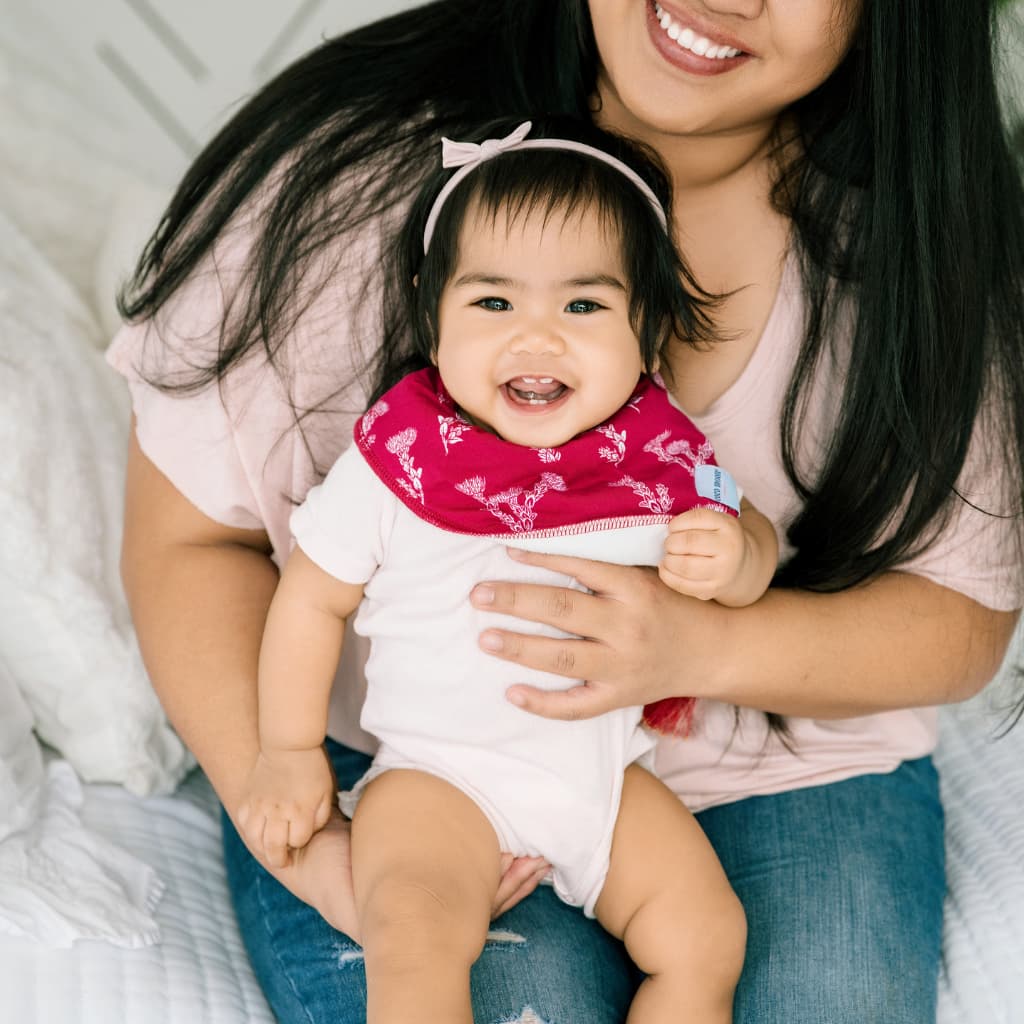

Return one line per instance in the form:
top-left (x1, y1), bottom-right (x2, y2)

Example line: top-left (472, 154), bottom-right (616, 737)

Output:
top-left (493, 854), bottom-right (551, 919)
top-left (264, 806), bottom-right (362, 939)
top-left (470, 547), bottom-right (726, 720)
top-left (470, 550), bottom-right (1020, 720)
top-left (244, 805), bottom-right (550, 941)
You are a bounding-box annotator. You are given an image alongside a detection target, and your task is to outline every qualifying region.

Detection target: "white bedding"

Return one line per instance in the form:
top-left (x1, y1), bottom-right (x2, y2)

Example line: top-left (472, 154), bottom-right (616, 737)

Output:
top-left (1, 677), bottom-right (1021, 1024)
top-left (1, 1), bottom-right (1022, 1021)
top-left (935, 668), bottom-right (1024, 1023)
top-left (2, 770), bottom-right (274, 1024)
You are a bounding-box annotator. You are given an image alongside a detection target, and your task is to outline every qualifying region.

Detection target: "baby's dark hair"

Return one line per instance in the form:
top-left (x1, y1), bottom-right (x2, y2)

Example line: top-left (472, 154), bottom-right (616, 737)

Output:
top-left (394, 117), bottom-right (717, 387)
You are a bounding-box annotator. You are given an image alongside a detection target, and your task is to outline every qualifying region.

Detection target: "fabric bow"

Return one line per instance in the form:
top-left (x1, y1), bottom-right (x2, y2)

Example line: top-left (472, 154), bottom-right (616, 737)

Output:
top-left (441, 121), bottom-right (533, 170)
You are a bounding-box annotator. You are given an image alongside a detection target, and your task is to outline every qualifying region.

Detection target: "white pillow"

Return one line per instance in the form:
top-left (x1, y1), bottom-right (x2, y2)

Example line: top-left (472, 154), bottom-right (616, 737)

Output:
top-left (0, 659), bottom-right (44, 844)
top-left (0, 665), bottom-right (165, 949)
top-left (0, 208), bottom-right (192, 796)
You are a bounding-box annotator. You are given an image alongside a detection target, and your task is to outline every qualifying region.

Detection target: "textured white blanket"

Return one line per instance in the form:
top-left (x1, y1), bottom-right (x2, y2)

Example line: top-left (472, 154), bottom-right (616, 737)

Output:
top-left (935, 649), bottom-right (1024, 1024)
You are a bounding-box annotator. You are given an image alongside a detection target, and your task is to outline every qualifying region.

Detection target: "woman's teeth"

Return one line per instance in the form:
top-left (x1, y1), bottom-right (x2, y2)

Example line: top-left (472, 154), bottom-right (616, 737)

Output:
top-left (653, 3), bottom-right (742, 60)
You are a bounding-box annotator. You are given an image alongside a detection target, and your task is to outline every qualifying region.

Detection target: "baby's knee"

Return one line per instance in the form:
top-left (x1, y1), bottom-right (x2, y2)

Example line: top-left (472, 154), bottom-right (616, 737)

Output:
top-left (691, 886), bottom-right (747, 986)
top-left (360, 875), bottom-right (489, 967)
top-left (633, 883), bottom-right (747, 989)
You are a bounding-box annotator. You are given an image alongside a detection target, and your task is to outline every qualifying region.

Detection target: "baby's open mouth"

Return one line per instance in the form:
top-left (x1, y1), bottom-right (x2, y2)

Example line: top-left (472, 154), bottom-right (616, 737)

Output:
top-left (504, 376), bottom-right (570, 405)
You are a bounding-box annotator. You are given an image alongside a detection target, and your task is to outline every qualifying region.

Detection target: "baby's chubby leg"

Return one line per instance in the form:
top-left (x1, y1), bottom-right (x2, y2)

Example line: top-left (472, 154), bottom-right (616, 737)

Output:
top-left (595, 764), bottom-right (747, 1023)
top-left (351, 769), bottom-right (502, 1024)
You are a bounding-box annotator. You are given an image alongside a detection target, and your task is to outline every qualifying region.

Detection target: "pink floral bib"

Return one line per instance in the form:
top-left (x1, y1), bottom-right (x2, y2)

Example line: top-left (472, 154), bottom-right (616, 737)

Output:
top-left (354, 368), bottom-right (738, 538)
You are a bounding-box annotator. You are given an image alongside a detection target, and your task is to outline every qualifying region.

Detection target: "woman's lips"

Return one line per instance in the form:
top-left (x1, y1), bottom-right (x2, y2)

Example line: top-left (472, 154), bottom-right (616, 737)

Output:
top-left (646, 1), bottom-right (752, 77)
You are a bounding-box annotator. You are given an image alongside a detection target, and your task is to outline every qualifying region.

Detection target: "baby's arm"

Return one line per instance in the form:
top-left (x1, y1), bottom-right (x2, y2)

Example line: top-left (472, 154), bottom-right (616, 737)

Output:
top-left (237, 545), bottom-right (365, 868)
top-left (659, 497), bottom-right (778, 607)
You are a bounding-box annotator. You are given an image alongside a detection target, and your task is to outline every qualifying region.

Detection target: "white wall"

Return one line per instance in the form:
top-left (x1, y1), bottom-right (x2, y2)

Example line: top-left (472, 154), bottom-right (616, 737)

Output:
top-left (7, 0), bottom-right (422, 180)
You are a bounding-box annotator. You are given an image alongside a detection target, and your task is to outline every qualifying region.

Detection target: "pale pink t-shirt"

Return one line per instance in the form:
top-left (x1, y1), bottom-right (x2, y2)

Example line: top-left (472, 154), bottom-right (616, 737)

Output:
top-left (106, 217), bottom-right (1022, 812)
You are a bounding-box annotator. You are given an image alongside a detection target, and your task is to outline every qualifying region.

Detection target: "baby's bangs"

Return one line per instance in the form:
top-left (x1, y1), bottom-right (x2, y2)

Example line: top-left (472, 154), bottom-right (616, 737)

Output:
top-left (465, 151), bottom-right (631, 245)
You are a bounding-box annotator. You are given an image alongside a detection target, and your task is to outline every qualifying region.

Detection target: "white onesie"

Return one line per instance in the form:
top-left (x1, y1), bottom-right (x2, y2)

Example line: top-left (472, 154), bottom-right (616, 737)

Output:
top-left (291, 443), bottom-right (670, 915)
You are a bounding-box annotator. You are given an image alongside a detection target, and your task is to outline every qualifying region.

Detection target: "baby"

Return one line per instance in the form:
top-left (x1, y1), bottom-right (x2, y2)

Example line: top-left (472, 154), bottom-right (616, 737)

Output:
top-left (238, 120), bottom-right (777, 1023)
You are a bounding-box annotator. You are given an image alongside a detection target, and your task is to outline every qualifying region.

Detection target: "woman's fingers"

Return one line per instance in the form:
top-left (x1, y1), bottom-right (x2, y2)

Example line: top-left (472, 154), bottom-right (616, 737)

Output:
top-left (504, 545), bottom-right (637, 590)
top-left (472, 548), bottom-right (649, 635)
top-left (478, 548), bottom-right (641, 612)
top-left (491, 855), bottom-right (550, 919)
top-left (472, 579), bottom-right (606, 639)
top-left (506, 679), bottom-right (616, 721)
top-left (479, 629), bottom-right (608, 682)
top-left (472, 551), bottom-right (664, 686)
top-left (278, 810), bottom-right (360, 940)
top-left (471, 546), bottom-right (730, 715)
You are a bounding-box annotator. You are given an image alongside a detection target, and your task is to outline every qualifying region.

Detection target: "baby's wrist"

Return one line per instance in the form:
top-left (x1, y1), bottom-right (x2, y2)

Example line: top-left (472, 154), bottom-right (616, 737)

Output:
top-left (713, 534), bottom-right (766, 607)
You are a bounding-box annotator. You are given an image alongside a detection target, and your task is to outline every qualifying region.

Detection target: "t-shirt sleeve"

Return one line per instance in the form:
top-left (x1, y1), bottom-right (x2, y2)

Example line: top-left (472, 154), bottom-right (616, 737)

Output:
top-left (109, 347), bottom-right (266, 532)
top-left (900, 500), bottom-right (1022, 612)
top-left (106, 272), bottom-right (266, 533)
top-left (290, 445), bottom-right (395, 585)
top-left (105, 193), bottom-right (383, 552)
top-left (899, 426), bottom-right (1022, 612)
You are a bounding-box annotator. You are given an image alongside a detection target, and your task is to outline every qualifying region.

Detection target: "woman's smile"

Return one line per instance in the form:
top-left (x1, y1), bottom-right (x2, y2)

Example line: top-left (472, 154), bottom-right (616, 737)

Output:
top-left (649, 1), bottom-right (752, 74)
top-left (590, 0), bottom-right (861, 143)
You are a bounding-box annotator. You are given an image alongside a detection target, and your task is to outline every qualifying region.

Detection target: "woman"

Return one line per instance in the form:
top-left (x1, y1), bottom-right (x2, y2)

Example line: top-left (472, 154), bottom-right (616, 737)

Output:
top-left (110, 2), bottom-right (1024, 1022)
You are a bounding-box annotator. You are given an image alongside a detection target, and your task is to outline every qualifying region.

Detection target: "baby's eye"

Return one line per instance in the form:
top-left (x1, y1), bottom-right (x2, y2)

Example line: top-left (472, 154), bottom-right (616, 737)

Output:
top-left (566, 299), bottom-right (603, 314)
top-left (476, 297), bottom-right (511, 312)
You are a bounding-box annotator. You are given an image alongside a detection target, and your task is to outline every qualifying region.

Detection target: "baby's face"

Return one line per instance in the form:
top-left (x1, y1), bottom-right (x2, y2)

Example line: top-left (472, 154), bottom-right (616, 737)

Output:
top-left (435, 202), bottom-right (645, 449)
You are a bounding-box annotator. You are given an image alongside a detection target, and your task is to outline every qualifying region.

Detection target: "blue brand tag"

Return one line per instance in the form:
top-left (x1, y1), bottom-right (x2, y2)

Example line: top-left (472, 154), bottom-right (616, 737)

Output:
top-left (693, 465), bottom-right (741, 513)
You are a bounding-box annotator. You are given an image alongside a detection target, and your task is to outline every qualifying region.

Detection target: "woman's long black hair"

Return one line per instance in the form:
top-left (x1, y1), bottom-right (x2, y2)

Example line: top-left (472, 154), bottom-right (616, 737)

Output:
top-left (120, 0), bottom-right (1024, 713)
top-left (119, 3), bottom-right (591, 399)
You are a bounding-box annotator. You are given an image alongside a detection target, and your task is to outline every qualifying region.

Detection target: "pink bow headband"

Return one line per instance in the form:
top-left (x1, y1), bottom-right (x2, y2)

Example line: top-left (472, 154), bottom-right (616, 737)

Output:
top-left (422, 121), bottom-right (669, 252)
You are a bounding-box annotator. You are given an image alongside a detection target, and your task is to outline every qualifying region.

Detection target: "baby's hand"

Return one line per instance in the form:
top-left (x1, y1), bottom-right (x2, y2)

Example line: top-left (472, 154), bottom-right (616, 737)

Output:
top-left (659, 507), bottom-right (749, 601)
top-left (237, 746), bottom-right (336, 868)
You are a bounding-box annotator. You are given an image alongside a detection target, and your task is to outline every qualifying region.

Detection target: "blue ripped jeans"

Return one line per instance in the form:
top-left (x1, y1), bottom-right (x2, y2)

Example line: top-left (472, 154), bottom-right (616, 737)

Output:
top-left (223, 740), bottom-right (945, 1024)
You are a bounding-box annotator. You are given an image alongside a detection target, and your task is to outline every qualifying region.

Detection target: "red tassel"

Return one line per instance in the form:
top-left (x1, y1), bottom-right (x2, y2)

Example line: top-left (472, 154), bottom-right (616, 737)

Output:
top-left (643, 696), bottom-right (697, 738)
